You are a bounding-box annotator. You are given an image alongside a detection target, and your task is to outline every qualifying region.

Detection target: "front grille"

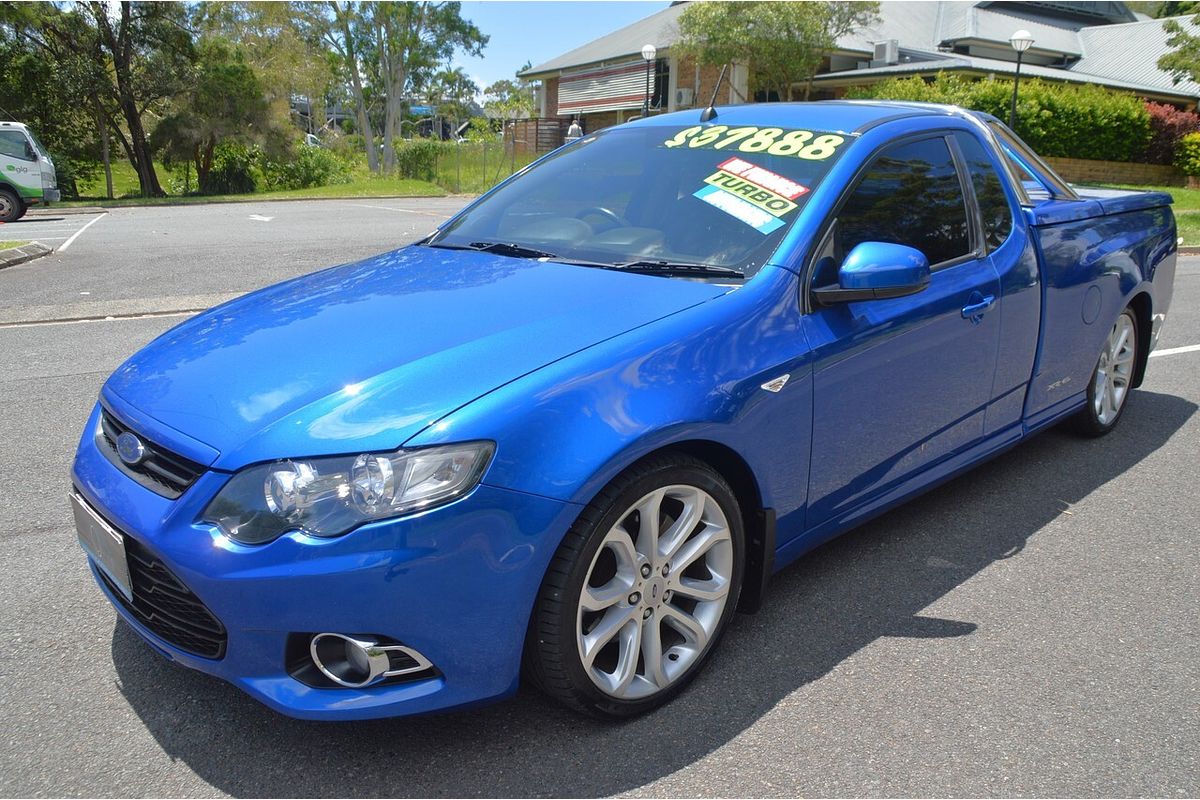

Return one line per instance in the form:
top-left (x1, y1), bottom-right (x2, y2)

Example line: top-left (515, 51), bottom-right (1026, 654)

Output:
top-left (97, 408), bottom-right (204, 499)
top-left (97, 534), bottom-right (227, 659)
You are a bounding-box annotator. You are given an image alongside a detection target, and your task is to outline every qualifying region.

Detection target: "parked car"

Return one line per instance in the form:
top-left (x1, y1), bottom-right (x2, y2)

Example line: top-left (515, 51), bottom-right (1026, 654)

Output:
top-left (72, 101), bottom-right (1176, 721)
top-left (0, 121), bottom-right (60, 222)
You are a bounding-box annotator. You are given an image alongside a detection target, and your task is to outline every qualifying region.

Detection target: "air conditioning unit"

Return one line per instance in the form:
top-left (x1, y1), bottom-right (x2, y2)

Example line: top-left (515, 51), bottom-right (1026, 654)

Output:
top-left (675, 87), bottom-right (694, 107)
top-left (871, 39), bottom-right (900, 67)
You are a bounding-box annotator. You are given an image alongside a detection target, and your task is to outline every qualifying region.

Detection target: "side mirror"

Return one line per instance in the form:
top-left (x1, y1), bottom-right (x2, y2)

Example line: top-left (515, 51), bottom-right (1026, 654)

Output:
top-left (813, 242), bottom-right (931, 304)
top-left (24, 142), bottom-right (36, 161)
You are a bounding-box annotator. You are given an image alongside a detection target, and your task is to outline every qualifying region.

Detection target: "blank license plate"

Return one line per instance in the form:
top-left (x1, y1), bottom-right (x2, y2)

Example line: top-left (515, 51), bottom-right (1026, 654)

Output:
top-left (71, 493), bottom-right (133, 602)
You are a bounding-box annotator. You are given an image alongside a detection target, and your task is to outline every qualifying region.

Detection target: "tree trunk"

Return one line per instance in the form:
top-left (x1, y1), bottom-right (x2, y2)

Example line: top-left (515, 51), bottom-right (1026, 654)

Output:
top-left (334, 3), bottom-right (379, 173)
top-left (93, 2), bottom-right (165, 196)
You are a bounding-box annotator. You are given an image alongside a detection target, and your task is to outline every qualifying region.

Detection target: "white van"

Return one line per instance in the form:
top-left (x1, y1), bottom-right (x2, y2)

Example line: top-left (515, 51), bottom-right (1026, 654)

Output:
top-left (0, 121), bottom-right (60, 222)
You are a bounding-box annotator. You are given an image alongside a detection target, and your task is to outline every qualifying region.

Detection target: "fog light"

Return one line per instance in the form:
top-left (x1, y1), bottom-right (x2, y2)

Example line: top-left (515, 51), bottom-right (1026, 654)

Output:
top-left (309, 632), bottom-right (433, 689)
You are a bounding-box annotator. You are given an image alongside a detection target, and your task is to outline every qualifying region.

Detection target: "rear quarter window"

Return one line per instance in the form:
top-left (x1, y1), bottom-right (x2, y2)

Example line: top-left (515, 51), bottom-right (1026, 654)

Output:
top-left (954, 132), bottom-right (1014, 252)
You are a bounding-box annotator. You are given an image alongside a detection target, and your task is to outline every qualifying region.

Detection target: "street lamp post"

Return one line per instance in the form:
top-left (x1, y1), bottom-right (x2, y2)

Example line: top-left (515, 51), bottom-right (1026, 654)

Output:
top-left (642, 44), bottom-right (657, 118)
top-left (1008, 29), bottom-right (1035, 130)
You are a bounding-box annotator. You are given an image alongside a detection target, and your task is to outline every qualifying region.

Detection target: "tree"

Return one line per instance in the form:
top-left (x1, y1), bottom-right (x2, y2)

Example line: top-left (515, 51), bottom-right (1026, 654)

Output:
top-left (1159, 14), bottom-right (1200, 83)
top-left (151, 38), bottom-right (274, 191)
top-left (297, 2), bottom-right (486, 173)
top-left (483, 72), bottom-right (535, 119)
top-left (2, 2), bottom-right (194, 197)
top-left (0, 7), bottom-right (103, 197)
top-left (194, 3), bottom-right (334, 136)
top-left (429, 66), bottom-right (478, 124)
top-left (676, 1), bottom-right (880, 101)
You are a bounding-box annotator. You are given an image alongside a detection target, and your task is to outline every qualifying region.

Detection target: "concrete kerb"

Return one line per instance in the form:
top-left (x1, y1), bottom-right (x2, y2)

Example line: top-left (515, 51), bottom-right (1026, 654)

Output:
top-left (0, 241), bottom-right (53, 271)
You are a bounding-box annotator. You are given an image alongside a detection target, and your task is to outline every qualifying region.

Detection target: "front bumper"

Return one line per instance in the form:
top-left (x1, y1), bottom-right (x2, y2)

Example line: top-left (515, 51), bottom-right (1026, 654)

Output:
top-left (72, 404), bottom-right (579, 720)
top-left (42, 188), bottom-right (60, 203)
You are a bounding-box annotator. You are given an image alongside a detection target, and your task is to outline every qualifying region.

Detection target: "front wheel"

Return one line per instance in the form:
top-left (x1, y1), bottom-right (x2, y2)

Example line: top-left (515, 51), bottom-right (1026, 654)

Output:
top-left (1073, 308), bottom-right (1138, 437)
top-left (525, 454), bottom-right (744, 718)
top-left (0, 188), bottom-right (20, 223)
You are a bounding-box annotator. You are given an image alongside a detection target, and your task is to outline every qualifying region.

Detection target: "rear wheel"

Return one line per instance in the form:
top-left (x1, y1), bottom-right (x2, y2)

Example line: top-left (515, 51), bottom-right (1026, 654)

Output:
top-left (0, 188), bottom-right (20, 223)
top-left (525, 454), bottom-right (744, 718)
top-left (1073, 308), bottom-right (1138, 437)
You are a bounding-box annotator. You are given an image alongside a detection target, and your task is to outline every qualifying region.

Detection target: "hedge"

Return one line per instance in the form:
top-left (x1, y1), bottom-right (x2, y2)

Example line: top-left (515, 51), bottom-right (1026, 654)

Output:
top-left (846, 74), bottom-right (1152, 163)
top-left (1174, 131), bottom-right (1200, 175)
top-left (1145, 102), bottom-right (1200, 165)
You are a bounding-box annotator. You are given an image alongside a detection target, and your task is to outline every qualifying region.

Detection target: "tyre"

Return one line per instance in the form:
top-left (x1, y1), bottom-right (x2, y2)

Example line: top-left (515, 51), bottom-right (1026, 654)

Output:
top-left (14, 200), bottom-right (27, 220)
top-left (1073, 307), bottom-right (1138, 437)
top-left (526, 454), bottom-right (744, 719)
top-left (0, 188), bottom-right (20, 223)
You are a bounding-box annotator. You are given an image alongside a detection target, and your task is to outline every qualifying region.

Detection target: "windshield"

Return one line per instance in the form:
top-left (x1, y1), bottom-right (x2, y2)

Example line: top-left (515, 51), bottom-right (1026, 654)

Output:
top-left (428, 123), bottom-right (855, 277)
top-left (25, 129), bottom-right (48, 159)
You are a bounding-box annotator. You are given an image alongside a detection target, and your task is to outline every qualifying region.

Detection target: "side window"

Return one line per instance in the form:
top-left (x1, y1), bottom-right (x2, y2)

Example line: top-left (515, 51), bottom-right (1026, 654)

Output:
top-left (836, 136), bottom-right (971, 266)
top-left (0, 131), bottom-right (33, 161)
top-left (955, 132), bottom-right (1014, 252)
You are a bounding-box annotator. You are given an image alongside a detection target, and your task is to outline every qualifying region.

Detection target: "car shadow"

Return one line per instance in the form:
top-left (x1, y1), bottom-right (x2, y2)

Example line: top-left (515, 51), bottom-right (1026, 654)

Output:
top-left (110, 390), bottom-right (1196, 797)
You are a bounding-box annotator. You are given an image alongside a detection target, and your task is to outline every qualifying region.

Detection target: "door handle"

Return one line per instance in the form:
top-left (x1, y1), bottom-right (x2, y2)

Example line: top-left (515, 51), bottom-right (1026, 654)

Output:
top-left (961, 294), bottom-right (996, 321)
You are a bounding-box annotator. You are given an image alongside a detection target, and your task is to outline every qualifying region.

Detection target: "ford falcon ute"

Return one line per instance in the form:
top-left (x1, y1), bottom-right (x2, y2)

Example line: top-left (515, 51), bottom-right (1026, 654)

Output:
top-left (71, 101), bottom-right (1176, 720)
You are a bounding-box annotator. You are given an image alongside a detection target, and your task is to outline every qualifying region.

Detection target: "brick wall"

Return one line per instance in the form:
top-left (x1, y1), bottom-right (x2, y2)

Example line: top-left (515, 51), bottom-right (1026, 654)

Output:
top-left (544, 77), bottom-right (559, 118)
top-left (1044, 156), bottom-right (1184, 187)
top-left (677, 56), bottom-right (739, 108)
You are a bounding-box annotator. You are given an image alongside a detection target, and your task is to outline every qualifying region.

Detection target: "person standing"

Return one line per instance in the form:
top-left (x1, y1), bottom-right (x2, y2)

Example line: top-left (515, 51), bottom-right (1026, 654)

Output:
top-left (566, 117), bottom-right (583, 142)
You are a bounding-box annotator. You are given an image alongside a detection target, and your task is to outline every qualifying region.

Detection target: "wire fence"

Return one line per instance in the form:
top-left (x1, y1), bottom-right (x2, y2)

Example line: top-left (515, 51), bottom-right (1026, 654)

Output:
top-left (431, 140), bottom-right (540, 195)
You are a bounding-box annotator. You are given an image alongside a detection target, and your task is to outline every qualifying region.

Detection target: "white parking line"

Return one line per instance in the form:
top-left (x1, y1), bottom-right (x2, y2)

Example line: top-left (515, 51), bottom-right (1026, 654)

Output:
top-left (350, 203), bottom-right (449, 218)
top-left (1150, 343), bottom-right (1200, 358)
top-left (57, 214), bottom-right (105, 252)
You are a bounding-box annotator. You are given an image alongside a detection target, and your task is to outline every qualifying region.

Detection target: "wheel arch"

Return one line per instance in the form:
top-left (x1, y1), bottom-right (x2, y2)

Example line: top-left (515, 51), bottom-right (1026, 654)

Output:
top-left (1127, 290), bottom-right (1153, 388)
top-left (565, 437), bottom-right (775, 615)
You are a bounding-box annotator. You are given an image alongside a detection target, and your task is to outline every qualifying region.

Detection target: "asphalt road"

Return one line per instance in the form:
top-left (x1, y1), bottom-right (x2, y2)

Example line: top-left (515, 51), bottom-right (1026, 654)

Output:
top-left (0, 200), bottom-right (1197, 797)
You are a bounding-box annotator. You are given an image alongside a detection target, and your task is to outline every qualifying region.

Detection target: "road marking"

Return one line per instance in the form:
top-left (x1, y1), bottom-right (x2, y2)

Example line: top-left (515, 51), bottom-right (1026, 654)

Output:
top-left (57, 214), bottom-right (105, 252)
top-left (248, 214), bottom-right (274, 222)
top-left (1150, 343), bottom-right (1200, 358)
top-left (0, 309), bottom-right (201, 330)
top-left (350, 203), bottom-right (450, 218)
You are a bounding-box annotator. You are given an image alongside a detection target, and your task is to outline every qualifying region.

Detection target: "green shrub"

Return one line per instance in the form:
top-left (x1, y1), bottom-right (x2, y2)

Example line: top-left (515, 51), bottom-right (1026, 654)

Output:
top-left (1174, 132), bottom-right (1200, 175)
top-left (846, 74), bottom-right (1152, 162)
top-left (201, 142), bottom-right (257, 195)
top-left (393, 139), bottom-right (441, 180)
top-left (259, 145), bottom-right (349, 191)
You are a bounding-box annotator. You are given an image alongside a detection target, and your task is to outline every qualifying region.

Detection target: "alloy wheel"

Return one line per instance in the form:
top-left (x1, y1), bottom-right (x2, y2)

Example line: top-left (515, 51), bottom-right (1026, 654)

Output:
top-left (575, 484), bottom-right (733, 700)
top-left (1094, 312), bottom-right (1136, 426)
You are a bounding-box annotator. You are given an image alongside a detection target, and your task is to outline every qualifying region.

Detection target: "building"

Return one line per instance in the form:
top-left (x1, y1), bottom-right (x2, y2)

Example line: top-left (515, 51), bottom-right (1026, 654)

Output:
top-left (518, 1), bottom-right (1200, 136)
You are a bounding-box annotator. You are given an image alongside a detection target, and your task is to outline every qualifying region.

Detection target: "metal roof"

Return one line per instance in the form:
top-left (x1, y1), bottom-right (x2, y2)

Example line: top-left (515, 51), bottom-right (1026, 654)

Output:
top-left (519, 1), bottom-right (1198, 103)
top-left (1071, 15), bottom-right (1200, 97)
top-left (519, 4), bottom-right (686, 77)
top-left (520, 1), bottom-right (1092, 77)
top-left (810, 51), bottom-right (1199, 101)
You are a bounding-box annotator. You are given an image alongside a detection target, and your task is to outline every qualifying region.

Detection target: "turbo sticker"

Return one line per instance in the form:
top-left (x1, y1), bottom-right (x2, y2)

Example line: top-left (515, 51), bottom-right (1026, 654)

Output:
top-left (703, 158), bottom-right (807, 218)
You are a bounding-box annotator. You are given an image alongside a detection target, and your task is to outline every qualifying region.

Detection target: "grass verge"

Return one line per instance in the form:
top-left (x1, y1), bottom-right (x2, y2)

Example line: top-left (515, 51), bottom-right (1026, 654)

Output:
top-left (0, 240), bottom-right (29, 250)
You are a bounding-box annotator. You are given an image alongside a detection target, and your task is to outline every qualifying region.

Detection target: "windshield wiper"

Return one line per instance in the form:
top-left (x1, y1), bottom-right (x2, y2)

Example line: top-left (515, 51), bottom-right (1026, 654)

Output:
top-left (609, 260), bottom-right (745, 279)
top-left (424, 242), bottom-right (744, 279)
top-left (424, 240), bottom-right (559, 259)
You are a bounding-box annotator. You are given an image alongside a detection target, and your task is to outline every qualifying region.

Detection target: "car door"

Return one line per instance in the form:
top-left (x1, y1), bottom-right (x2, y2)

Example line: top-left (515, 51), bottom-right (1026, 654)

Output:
top-left (801, 133), bottom-right (1003, 531)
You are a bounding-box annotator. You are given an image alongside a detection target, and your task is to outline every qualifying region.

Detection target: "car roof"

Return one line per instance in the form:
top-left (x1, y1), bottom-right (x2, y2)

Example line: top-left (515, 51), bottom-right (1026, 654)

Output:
top-left (622, 100), bottom-right (980, 134)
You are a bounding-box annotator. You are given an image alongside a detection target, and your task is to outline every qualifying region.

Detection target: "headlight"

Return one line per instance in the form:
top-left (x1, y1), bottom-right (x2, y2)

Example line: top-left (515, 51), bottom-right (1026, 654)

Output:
top-left (201, 442), bottom-right (494, 544)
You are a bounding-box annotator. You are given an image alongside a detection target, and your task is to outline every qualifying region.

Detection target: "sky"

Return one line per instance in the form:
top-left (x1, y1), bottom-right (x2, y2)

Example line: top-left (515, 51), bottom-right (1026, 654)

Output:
top-left (453, 1), bottom-right (670, 91)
